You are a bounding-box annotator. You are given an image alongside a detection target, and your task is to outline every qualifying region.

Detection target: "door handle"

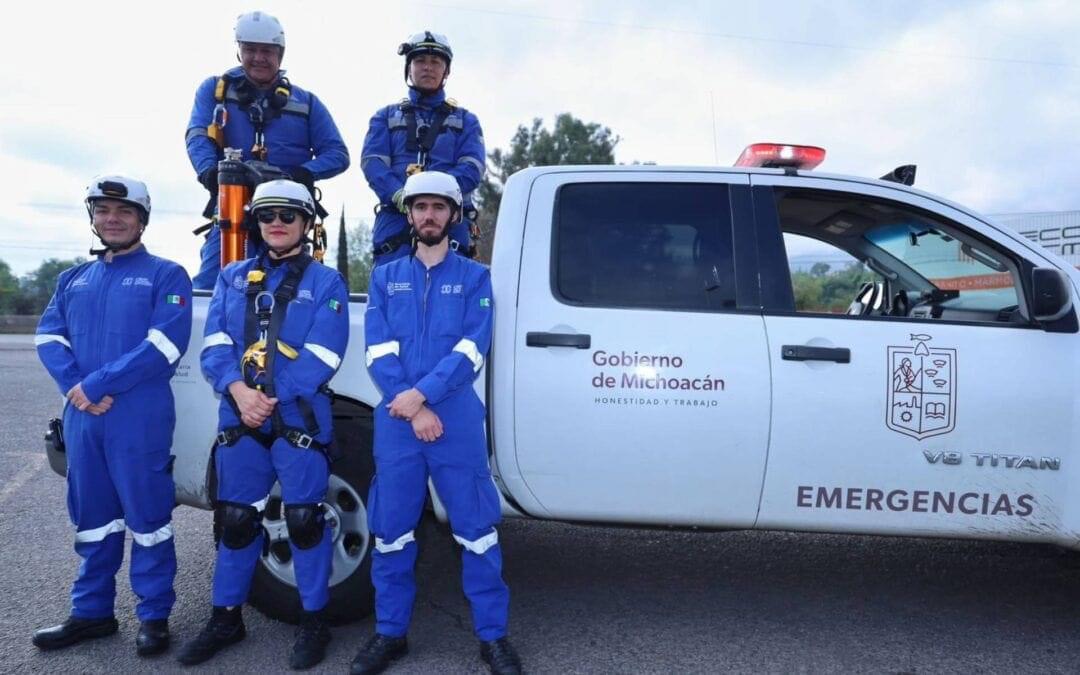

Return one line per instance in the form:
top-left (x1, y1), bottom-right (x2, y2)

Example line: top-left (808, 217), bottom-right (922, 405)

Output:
top-left (781, 345), bottom-right (850, 363)
top-left (526, 332), bottom-right (591, 349)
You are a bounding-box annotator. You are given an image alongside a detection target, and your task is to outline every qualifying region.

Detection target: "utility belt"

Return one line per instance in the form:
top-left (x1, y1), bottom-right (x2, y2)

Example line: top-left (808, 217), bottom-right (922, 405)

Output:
top-left (218, 385), bottom-right (341, 460)
top-left (216, 424), bottom-right (325, 452)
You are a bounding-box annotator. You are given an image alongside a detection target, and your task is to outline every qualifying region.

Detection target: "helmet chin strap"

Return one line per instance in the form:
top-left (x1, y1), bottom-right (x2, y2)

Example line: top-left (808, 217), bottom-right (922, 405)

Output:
top-left (89, 225), bottom-right (144, 257)
top-left (268, 242), bottom-right (304, 258)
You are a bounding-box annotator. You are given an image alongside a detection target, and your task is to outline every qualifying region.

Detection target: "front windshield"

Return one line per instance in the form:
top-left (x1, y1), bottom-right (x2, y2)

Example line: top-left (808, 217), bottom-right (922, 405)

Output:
top-left (865, 222), bottom-right (1019, 310)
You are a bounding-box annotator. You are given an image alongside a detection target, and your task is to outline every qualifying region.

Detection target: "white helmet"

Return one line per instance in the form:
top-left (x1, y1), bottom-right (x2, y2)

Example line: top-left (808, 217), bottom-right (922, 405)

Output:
top-left (85, 174), bottom-right (152, 223)
top-left (402, 171), bottom-right (462, 208)
top-left (235, 11), bottom-right (285, 50)
top-left (250, 179), bottom-right (315, 218)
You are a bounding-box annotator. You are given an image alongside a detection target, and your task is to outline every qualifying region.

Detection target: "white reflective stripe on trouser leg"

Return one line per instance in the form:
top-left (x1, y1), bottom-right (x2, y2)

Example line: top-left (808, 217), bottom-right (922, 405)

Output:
top-left (35, 334), bottom-right (72, 349)
top-left (452, 338), bottom-right (484, 372)
top-left (147, 328), bottom-right (181, 364)
top-left (453, 530), bottom-right (499, 555)
top-left (365, 340), bottom-right (400, 367)
top-left (202, 331), bottom-right (234, 351)
top-left (374, 530), bottom-right (415, 553)
top-left (304, 343), bottom-right (342, 370)
top-left (75, 518), bottom-right (127, 543)
top-left (130, 523), bottom-right (174, 547)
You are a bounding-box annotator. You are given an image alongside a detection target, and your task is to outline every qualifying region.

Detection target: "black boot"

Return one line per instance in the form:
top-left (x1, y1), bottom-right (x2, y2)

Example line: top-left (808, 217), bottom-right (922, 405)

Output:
top-left (32, 616), bottom-right (118, 650)
top-left (136, 618), bottom-right (170, 657)
top-left (289, 610), bottom-right (331, 670)
top-left (480, 637), bottom-right (522, 675)
top-left (350, 633), bottom-right (408, 675)
top-left (176, 606), bottom-right (246, 666)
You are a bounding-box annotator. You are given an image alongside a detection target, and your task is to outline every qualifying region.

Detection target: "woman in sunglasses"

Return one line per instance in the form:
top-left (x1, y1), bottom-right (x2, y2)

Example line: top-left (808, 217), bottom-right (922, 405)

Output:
top-left (180, 179), bottom-right (349, 670)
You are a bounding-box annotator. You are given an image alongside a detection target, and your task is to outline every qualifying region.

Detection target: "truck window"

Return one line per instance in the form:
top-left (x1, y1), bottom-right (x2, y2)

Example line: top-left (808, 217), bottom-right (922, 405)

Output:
top-left (775, 188), bottom-right (1027, 324)
top-left (783, 233), bottom-right (883, 313)
top-left (554, 183), bottom-right (736, 311)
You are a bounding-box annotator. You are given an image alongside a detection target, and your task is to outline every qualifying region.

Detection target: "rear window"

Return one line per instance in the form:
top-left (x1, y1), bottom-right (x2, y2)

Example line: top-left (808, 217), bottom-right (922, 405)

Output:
top-left (554, 183), bottom-right (737, 312)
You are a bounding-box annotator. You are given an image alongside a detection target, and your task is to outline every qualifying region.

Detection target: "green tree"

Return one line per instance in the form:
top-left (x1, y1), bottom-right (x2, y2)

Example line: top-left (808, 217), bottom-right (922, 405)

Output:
top-left (809, 262), bottom-right (831, 277)
top-left (344, 221), bottom-right (374, 292)
top-left (19, 258), bottom-right (86, 314)
top-left (791, 262), bottom-right (877, 313)
top-left (0, 260), bottom-right (20, 314)
top-left (474, 113), bottom-right (619, 261)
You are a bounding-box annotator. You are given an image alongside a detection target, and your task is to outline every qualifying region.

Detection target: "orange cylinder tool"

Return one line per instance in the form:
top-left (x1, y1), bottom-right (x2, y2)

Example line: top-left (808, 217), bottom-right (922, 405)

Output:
top-left (218, 182), bottom-right (250, 268)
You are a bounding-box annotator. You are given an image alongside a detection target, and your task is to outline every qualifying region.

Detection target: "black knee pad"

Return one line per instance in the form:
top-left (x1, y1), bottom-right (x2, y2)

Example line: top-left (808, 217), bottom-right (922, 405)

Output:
top-left (217, 502), bottom-right (263, 550)
top-left (285, 503), bottom-right (325, 550)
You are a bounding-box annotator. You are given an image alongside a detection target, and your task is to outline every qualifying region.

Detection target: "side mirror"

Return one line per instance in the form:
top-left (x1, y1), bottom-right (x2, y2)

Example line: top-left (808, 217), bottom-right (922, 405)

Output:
top-left (1032, 268), bottom-right (1073, 323)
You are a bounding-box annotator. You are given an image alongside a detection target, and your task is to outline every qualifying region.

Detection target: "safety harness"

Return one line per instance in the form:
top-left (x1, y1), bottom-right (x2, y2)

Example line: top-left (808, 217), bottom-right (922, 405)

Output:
top-left (372, 98), bottom-right (468, 258)
top-left (216, 253), bottom-right (339, 459)
top-left (206, 72), bottom-right (307, 159)
top-left (194, 73), bottom-right (329, 257)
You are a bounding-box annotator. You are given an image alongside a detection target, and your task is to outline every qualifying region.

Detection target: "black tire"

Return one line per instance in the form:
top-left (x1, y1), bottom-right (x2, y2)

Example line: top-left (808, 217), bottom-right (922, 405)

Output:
top-left (248, 400), bottom-right (376, 626)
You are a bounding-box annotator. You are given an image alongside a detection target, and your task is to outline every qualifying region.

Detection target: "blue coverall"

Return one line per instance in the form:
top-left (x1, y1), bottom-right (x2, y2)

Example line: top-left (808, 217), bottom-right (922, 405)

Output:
top-left (361, 88), bottom-right (485, 264)
top-left (35, 247), bottom-right (192, 622)
top-left (186, 66), bottom-right (350, 289)
top-left (364, 253), bottom-right (509, 640)
top-left (200, 254), bottom-right (349, 611)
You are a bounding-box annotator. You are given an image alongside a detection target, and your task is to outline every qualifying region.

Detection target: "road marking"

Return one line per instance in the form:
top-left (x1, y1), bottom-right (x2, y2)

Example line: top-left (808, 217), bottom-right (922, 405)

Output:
top-left (0, 452), bottom-right (48, 505)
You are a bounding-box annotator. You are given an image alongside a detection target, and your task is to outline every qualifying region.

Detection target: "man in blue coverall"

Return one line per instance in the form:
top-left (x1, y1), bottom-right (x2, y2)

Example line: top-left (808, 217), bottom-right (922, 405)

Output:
top-left (178, 179), bottom-right (348, 670)
top-left (361, 31), bottom-right (486, 265)
top-left (33, 175), bottom-right (192, 657)
top-left (186, 10), bottom-right (350, 289)
top-left (352, 172), bottom-right (521, 675)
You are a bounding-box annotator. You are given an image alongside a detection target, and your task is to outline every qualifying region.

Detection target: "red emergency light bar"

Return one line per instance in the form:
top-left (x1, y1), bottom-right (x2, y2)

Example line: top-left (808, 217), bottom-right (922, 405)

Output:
top-left (734, 143), bottom-right (826, 170)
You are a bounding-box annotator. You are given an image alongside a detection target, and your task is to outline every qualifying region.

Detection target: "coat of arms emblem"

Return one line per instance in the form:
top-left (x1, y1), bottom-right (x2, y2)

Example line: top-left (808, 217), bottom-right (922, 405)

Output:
top-left (887, 334), bottom-right (956, 440)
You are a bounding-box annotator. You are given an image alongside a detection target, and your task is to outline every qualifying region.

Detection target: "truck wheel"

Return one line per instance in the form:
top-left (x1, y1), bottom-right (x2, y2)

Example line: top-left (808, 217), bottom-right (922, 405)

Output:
top-left (248, 402), bottom-right (376, 625)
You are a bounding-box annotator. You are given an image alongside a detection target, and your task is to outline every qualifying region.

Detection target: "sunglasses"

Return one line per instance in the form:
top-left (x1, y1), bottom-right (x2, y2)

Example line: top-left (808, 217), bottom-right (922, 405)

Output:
top-left (256, 208), bottom-right (301, 225)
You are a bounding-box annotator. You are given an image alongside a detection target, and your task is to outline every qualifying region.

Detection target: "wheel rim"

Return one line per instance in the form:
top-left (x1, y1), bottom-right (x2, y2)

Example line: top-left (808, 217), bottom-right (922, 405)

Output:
top-left (259, 473), bottom-right (371, 587)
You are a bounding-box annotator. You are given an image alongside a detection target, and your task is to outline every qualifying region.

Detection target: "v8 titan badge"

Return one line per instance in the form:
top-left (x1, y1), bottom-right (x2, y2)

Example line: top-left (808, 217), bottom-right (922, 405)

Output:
top-left (887, 333), bottom-right (956, 440)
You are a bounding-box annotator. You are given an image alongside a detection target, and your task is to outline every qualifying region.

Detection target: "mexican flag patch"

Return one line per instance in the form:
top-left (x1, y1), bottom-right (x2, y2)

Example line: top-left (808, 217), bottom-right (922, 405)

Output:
top-left (166, 295), bottom-right (185, 306)
top-left (479, 297), bottom-right (491, 308)
top-left (328, 298), bottom-right (342, 313)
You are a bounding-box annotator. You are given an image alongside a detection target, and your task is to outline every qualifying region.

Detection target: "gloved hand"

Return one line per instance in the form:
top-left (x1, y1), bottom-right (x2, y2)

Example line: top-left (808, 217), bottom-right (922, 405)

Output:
top-left (290, 166), bottom-right (315, 194)
top-left (198, 167), bottom-right (219, 192)
top-left (392, 188), bottom-right (407, 214)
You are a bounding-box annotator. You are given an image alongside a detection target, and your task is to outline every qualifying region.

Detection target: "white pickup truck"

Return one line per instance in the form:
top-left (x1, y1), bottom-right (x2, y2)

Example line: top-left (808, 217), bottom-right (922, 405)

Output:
top-left (49, 144), bottom-right (1080, 624)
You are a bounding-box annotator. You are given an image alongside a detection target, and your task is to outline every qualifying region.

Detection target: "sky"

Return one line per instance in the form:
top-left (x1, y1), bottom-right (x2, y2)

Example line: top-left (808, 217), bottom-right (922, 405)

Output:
top-left (2, 0), bottom-right (1078, 277)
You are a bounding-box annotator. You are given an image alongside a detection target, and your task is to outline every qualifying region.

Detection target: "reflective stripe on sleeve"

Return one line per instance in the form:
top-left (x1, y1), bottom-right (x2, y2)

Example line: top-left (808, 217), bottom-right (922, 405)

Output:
top-left (365, 340), bottom-right (400, 367)
top-left (147, 328), bottom-right (181, 364)
top-left (453, 338), bottom-right (484, 372)
top-left (202, 331), bottom-right (234, 351)
top-left (453, 530), bottom-right (499, 555)
top-left (35, 334), bottom-right (72, 349)
top-left (304, 343), bottom-right (342, 370)
top-left (361, 154), bottom-right (392, 168)
top-left (75, 518), bottom-right (126, 543)
top-left (461, 156), bottom-right (486, 176)
top-left (130, 523), bottom-right (174, 547)
top-left (186, 127), bottom-right (209, 142)
top-left (374, 530), bottom-right (415, 553)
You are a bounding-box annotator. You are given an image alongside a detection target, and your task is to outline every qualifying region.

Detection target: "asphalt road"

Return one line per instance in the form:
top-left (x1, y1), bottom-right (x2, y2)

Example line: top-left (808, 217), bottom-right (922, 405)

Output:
top-left (2, 333), bottom-right (1080, 673)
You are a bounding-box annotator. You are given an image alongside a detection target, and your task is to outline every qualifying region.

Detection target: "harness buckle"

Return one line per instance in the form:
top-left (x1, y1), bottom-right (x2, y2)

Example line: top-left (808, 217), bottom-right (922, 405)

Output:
top-left (290, 431), bottom-right (314, 449)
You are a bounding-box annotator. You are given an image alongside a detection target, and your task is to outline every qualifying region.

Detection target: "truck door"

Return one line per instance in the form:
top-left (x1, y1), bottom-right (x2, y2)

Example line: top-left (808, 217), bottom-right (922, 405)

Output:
top-left (510, 171), bottom-right (771, 527)
top-left (751, 174), bottom-right (1077, 541)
